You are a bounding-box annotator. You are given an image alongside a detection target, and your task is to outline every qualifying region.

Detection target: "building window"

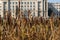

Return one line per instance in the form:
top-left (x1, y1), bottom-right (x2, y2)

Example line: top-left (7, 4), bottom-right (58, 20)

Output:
top-left (21, 5), bottom-right (23, 7)
top-left (33, 5), bottom-right (35, 7)
top-left (24, 2), bottom-right (26, 4)
top-left (33, 2), bottom-right (35, 4)
top-left (13, 2), bottom-right (14, 4)
top-left (27, 5), bottom-right (29, 7)
top-left (33, 8), bottom-right (35, 10)
top-left (21, 2), bottom-right (23, 4)
top-left (38, 8), bottom-right (40, 10)
top-left (4, 2), bottom-right (7, 4)
top-left (16, 2), bottom-right (17, 4)
top-left (27, 2), bottom-right (29, 4)
top-left (30, 5), bottom-right (32, 7)
top-left (24, 5), bottom-right (26, 7)
top-left (30, 2), bottom-right (32, 4)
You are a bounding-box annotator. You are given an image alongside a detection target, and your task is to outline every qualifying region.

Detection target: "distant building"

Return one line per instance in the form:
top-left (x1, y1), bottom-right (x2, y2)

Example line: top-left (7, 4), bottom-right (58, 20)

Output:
top-left (48, 3), bottom-right (60, 17)
top-left (0, 1), bottom-right (4, 17)
top-left (0, 0), bottom-right (18, 18)
top-left (0, 0), bottom-right (48, 18)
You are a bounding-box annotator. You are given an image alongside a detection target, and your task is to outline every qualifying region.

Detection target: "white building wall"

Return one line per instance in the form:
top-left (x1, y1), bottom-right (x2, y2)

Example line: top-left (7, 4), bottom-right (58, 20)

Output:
top-left (0, 0), bottom-right (48, 18)
top-left (20, 0), bottom-right (38, 17)
top-left (3, 1), bottom-right (18, 18)
top-left (0, 1), bottom-right (4, 17)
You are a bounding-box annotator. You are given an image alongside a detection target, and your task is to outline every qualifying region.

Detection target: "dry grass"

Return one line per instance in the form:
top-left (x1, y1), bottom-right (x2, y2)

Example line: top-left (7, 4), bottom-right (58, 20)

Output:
top-left (0, 12), bottom-right (60, 40)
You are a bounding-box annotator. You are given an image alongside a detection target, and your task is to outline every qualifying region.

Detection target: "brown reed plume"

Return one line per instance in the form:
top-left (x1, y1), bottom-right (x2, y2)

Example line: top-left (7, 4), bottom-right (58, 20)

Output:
top-left (0, 10), bottom-right (60, 40)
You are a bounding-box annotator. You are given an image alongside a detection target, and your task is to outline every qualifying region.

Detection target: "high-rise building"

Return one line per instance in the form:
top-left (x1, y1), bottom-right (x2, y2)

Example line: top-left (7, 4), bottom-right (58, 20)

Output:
top-left (48, 3), bottom-right (60, 17)
top-left (0, 0), bottom-right (48, 18)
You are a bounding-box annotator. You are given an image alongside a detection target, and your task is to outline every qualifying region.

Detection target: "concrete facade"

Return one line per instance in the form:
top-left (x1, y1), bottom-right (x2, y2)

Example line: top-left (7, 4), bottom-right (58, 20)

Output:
top-left (0, 0), bottom-right (48, 18)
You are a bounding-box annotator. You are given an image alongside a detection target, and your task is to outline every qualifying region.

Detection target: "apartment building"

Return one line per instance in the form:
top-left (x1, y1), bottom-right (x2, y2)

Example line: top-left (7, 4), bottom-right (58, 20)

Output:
top-left (0, 0), bottom-right (48, 18)
top-left (48, 3), bottom-right (60, 17)
top-left (0, 1), bottom-right (4, 17)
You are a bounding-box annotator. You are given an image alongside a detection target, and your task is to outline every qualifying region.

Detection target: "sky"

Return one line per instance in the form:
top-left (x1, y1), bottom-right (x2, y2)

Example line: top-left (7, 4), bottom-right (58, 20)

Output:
top-left (48, 0), bottom-right (60, 3)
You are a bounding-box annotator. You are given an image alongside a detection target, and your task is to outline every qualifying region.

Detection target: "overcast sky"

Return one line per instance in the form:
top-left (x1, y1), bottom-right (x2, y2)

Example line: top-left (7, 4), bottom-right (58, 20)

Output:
top-left (48, 0), bottom-right (60, 3)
